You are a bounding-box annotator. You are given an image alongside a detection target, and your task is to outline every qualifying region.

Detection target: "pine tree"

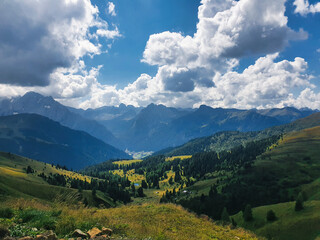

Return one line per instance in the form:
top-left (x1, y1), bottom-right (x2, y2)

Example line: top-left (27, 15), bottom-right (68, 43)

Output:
top-left (92, 188), bottom-right (96, 197)
top-left (141, 180), bottom-right (148, 189)
top-left (295, 192), bottom-right (304, 211)
top-left (83, 198), bottom-right (88, 206)
top-left (221, 207), bottom-right (230, 223)
top-left (131, 184), bottom-right (136, 195)
top-left (266, 210), bottom-right (277, 221)
top-left (243, 204), bottom-right (253, 221)
top-left (231, 218), bottom-right (237, 227)
top-left (137, 187), bottom-right (144, 197)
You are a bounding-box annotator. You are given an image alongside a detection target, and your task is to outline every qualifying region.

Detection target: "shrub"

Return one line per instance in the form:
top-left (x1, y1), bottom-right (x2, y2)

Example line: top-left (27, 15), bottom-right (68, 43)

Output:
top-left (266, 210), bottom-right (277, 221)
top-left (17, 209), bottom-right (56, 230)
top-left (0, 207), bottom-right (14, 218)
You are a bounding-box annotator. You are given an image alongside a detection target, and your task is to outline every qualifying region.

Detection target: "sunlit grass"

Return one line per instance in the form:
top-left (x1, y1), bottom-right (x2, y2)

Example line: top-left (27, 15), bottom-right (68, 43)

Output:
top-left (165, 155), bottom-right (192, 161)
top-left (2, 198), bottom-right (260, 240)
top-left (113, 159), bottom-right (143, 166)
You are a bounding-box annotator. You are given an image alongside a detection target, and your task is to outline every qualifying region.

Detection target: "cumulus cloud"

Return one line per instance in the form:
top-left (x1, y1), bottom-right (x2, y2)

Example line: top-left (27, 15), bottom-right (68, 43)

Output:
top-left (141, 0), bottom-right (307, 95)
top-left (0, 0), bottom-right (318, 110)
top-left (294, 0), bottom-right (320, 15)
top-left (107, 2), bottom-right (116, 16)
top-left (0, 0), bottom-right (120, 86)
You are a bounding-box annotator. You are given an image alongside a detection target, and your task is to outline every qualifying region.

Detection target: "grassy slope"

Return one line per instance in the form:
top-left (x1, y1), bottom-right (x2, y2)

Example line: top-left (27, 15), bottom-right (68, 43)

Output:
top-left (181, 126), bottom-right (320, 198)
top-left (0, 153), bottom-right (261, 240)
top-left (2, 199), bottom-right (262, 240)
top-left (173, 126), bottom-right (320, 240)
top-left (232, 201), bottom-right (320, 240)
top-left (0, 152), bottom-right (114, 207)
top-left (225, 127), bottom-right (320, 240)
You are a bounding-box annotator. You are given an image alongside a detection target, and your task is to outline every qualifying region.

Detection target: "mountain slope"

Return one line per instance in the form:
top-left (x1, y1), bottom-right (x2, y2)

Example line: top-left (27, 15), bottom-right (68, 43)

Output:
top-left (157, 112), bottom-right (320, 156)
top-left (0, 92), bottom-right (120, 148)
top-left (0, 152), bottom-right (115, 207)
top-left (0, 114), bottom-right (130, 169)
top-left (0, 152), bottom-right (261, 240)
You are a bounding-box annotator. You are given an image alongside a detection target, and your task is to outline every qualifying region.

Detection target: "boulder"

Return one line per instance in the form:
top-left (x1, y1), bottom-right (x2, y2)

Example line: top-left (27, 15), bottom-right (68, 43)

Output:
top-left (35, 231), bottom-right (57, 240)
top-left (100, 228), bottom-right (112, 236)
top-left (72, 229), bottom-right (87, 239)
top-left (34, 236), bottom-right (46, 240)
top-left (87, 228), bottom-right (101, 239)
top-left (46, 231), bottom-right (57, 240)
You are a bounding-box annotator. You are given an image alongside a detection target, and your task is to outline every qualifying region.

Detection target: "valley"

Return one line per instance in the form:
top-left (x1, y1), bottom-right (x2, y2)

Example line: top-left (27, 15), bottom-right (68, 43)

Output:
top-left (0, 95), bottom-right (320, 240)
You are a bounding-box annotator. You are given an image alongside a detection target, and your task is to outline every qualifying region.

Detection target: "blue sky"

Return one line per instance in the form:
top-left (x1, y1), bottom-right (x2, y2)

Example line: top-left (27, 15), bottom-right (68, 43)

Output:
top-left (0, 0), bottom-right (319, 109)
top-left (88, 0), bottom-right (320, 88)
top-left (88, 0), bottom-right (200, 88)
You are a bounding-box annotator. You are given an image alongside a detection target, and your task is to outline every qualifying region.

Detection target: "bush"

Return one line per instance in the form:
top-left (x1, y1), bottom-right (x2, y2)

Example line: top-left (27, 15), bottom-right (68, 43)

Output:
top-left (0, 207), bottom-right (14, 218)
top-left (266, 210), bottom-right (277, 221)
top-left (17, 209), bottom-right (56, 230)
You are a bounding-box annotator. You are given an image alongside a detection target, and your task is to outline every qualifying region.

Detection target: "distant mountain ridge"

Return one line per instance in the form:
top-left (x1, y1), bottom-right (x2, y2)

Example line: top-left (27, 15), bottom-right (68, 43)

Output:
top-left (155, 112), bottom-right (320, 156)
top-left (0, 92), bottom-right (120, 148)
top-left (0, 92), bottom-right (317, 152)
top-left (0, 114), bottom-right (130, 169)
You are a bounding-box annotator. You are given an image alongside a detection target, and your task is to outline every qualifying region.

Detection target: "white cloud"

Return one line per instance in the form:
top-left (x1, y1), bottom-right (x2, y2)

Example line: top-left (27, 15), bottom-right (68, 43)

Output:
top-left (0, 0), bottom-right (119, 86)
top-left (97, 28), bottom-right (121, 39)
top-left (0, 0), bottom-right (317, 111)
top-left (293, 0), bottom-right (320, 15)
top-left (141, 0), bottom-right (307, 95)
top-left (107, 2), bottom-right (116, 16)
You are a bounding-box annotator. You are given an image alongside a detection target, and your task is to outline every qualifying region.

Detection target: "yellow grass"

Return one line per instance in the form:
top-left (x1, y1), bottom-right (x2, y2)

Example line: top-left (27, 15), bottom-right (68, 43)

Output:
top-left (59, 203), bottom-right (261, 240)
top-left (0, 166), bottom-right (27, 177)
top-left (0, 153), bottom-right (93, 183)
top-left (2, 198), bottom-right (261, 239)
top-left (166, 155), bottom-right (192, 161)
top-left (113, 159), bottom-right (143, 166)
top-left (283, 126), bottom-right (320, 143)
top-left (112, 169), bottom-right (145, 183)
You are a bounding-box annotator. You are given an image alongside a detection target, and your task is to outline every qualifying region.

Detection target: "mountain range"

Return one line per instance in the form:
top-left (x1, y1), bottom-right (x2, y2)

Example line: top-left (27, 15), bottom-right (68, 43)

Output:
top-left (0, 114), bottom-right (130, 169)
top-left (0, 92), bottom-right (119, 147)
top-left (155, 112), bottom-right (320, 156)
top-left (0, 92), bottom-right (317, 152)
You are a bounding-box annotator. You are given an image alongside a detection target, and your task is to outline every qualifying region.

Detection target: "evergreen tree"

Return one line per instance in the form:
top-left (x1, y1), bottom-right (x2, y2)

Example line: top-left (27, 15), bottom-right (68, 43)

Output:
top-left (174, 171), bottom-right (182, 183)
top-left (266, 210), bottom-right (277, 221)
top-left (231, 218), bottom-right (237, 227)
top-left (200, 194), bottom-right (206, 202)
top-left (221, 207), bottom-right (230, 223)
top-left (26, 165), bottom-right (33, 174)
top-left (243, 204), bottom-right (253, 221)
top-left (83, 198), bottom-right (88, 206)
top-left (137, 187), bottom-right (144, 197)
top-left (131, 184), bottom-right (136, 195)
top-left (92, 188), bottom-right (96, 197)
top-left (295, 192), bottom-right (304, 211)
top-left (141, 180), bottom-right (148, 189)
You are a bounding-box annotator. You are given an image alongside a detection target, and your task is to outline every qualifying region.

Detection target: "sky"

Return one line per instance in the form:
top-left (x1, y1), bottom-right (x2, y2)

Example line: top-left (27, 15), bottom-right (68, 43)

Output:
top-left (0, 0), bottom-right (320, 110)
